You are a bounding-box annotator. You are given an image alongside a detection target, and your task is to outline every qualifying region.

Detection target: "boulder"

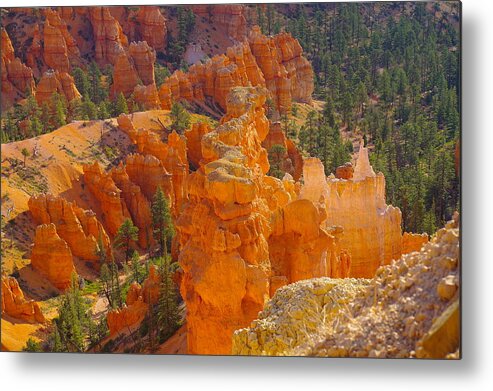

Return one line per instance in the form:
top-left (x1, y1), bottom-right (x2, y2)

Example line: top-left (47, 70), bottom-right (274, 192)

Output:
top-left (1, 276), bottom-right (46, 323)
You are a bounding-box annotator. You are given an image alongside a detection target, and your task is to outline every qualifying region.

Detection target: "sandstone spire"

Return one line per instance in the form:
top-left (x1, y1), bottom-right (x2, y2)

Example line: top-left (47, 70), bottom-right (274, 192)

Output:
top-left (353, 140), bottom-right (376, 181)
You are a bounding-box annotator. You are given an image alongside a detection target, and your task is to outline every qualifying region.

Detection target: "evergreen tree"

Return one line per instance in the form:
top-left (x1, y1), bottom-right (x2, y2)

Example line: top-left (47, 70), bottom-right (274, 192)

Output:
top-left (151, 187), bottom-right (174, 256)
top-left (156, 256), bottom-right (180, 343)
top-left (170, 102), bottom-right (191, 134)
top-left (114, 218), bottom-right (139, 263)
top-left (114, 92), bottom-right (129, 116)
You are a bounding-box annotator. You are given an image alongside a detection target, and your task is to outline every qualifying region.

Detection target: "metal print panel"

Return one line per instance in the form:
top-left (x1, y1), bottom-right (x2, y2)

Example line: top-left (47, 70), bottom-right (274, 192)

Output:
top-left (0, 1), bottom-right (461, 358)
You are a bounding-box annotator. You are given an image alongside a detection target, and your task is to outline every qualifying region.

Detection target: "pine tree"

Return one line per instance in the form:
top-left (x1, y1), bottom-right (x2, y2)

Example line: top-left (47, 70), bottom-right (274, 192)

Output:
top-left (170, 102), bottom-right (191, 134)
top-left (114, 218), bottom-right (139, 263)
top-left (151, 187), bottom-right (174, 256)
top-left (114, 92), bottom-right (129, 116)
top-left (21, 148), bottom-right (30, 167)
top-left (156, 256), bottom-right (180, 343)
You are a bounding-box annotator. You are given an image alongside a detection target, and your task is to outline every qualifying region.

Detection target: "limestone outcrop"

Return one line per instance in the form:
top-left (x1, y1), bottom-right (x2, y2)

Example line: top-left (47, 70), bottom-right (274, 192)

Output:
top-left (1, 28), bottom-right (35, 108)
top-left (1, 276), bottom-right (46, 323)
top-left (31, 223), bottom-right (76, 291)
top-left (111, 51), bottom-right (140, 98)
top-left (299, 144), bottom-right (403, 278)
top-left (35, 70), bottom-right (81, 105)
top-left (192, 5), bottom-right (247, 41)
top-left (107, 282), bottom-right (148, 336)
top-left (44, 8), bottom-right (81, 68)
top-left (248, 26), bottom-right (314, 112)
top-left (42, 19), bottom-right (70, 73)
top-left (136, 6), bottom-right (167, 52)
top-left (232, 278), bottom-right (370, 355)
top-left (158, 28), bottom-right (313, 114)
top-left (28, 193), bottom-right (111, 264)
top-left (83, 162), bottom-right (130, 237)
top-left (262, 122), bottom-right (303, 180)
top-left (89, 7), bottom-right (128, 65)
top-left (176, 86), bottom-right (300, 355)
top-left (233, 216), bottom-right (460, 358)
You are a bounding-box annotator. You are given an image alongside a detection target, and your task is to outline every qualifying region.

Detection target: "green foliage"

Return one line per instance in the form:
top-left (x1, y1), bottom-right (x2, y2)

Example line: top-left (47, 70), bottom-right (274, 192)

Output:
top-left (268, 144), bottom-right (287, 179)
top-left (48, 275), bottom-right (99, 352)
top-left (23, 338), bottom-right (42, 352)
top-left (154, 63), bottom-right (171, 87)
top-left (114, 92), bottom-right (129, 116)
top-left (156, 256), bottom-right (180, 344)
top-left (114, 218), bottom-right (139, 263)
top-left (151, 187), bottom-right (174, 256)
top-left (170, 102), bottom-right (191, 134)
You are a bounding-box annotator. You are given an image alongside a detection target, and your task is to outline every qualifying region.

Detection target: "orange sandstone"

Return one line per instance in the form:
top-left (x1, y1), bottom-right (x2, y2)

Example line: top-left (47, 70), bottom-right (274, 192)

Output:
top-left (1, 276), bottom-right (46, 324)
top-left (31, 223), bottom-right (76, 291)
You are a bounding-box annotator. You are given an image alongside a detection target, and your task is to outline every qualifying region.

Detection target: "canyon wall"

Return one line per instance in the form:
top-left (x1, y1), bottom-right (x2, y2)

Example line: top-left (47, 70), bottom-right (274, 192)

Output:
top-left (300, 144), bottom-right (404, 278)
top-left (158, 28), bottom-right (313, 114)
top-left (175, 86), bottom-right (341, 355)
top-left (233, 215), bottom-right (459, 358)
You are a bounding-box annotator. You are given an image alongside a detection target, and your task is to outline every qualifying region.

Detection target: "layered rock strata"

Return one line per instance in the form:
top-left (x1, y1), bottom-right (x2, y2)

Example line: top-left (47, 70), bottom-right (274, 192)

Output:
top-left (1, 276), bottom-right (46, 323)
top-left (28, 193), bottom-right (111, 264)
top-left (233, 216), bottom-right (460, 358)
top-left (31, 223), bottom-right (76, 290)
top-left (300, 144), bottom-right (403, 278)
top-left (176, 86), bottom-right (313, 355)
top-left (158, 28), bottom-right (313, 114)
top-left (1, 28), bottom-right (35, 108)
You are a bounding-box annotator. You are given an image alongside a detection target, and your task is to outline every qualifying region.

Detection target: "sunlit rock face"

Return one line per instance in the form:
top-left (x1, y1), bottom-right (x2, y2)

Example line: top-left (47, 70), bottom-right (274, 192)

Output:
top-left (1, 276), bottom-right (46, 324)
top-left (28, 193), bottom-right (111, 265)
top-left (31, 223), bottom-right (76, 291)
top-left (300, 143), bottom-right (403, 278)
top-left (158, 28), bottom-right (313, 115)
top-left (35, 70), bottom-right (81, 106)
top-left (89, 6), bottom-right (128, 65)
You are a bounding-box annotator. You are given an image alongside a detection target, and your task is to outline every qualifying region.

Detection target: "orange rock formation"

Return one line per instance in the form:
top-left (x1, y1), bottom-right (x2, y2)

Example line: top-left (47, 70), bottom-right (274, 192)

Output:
top-left (1, 28), bottom-right (35, 108)
top-left (262, 121), bottom-right (303, 180)
top-left (402, 232), bottom-right (429, 254)
top-left (158, 28), bottom-right (313, 114)
top-left (299, 143), bottom-right (407, 278)
top-left (192, 5), bottom-right (247, 41)
top-left (176, 86), bottom-right (305, 355)
top-left (83, 162), bottom-right (130, 237)
top-left (107, 281), bottom-right (148, 336)
top-left (269, 199), bottom-right (351, 283)
top-left (28, 193), bottom-right (111, 265)
top-left (117, 114), bottom-right (188, 213)
top-left (89, 7), bottom-right (128, 65)
top-left (31, 223), bottom-right (76, 290)
top-left (35, 70), bottom-right (81, 105)
top-left (248, 26), bottom-right (314, 112)
top-left (136, 6), bottom-right (167, 52)
top-left (1, 276), bottom-right (46, 324)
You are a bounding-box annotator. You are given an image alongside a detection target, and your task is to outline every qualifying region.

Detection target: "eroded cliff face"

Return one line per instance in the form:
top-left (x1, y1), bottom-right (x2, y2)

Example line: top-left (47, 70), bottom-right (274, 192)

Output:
top-left (175, 86), bottom-right (337, 355)
top-left (158, 28), bottom-right (313, 114)
top-left (233, 215), bottom-right (460, 358)
top-left (192, 5), bottom-right (247, 42)
top-left (1, 276), bottom-right (46, 324)
top-left (29, 193), bottom-right (111, 264)
top-left (300, 144), bottom-right (404, 278)
top-left (31, 223), bottom-right (76, 291)
top-left (89, 7), bottom-right (129, 65)
top-left (35, 70), bottom-right (81, 106)
top-left (262, 121), bottom-right (303, 180)
top-left (1, 28), bottom-right (35, 109)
